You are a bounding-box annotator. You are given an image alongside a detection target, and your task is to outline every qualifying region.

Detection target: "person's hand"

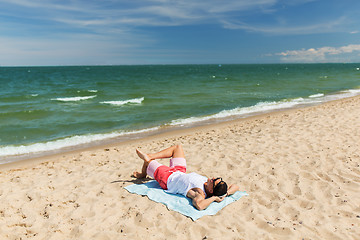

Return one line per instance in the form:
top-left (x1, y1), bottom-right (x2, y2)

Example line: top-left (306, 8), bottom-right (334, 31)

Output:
top-left (213, 196), bottom-right (225, 202)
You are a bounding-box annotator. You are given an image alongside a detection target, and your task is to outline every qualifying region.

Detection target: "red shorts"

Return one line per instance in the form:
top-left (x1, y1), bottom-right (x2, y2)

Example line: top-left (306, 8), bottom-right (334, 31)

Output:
top-left (147, 158), bottom-right (186, 190)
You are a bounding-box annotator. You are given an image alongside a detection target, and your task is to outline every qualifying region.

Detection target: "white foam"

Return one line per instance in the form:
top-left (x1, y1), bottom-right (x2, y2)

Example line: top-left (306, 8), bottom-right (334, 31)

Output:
top-left (88, 90), bottom-right (98, 92)
top-left (321, 88), bottom-right (360, 102)
top-left (170, 88), bottom-right (360, 127)
top-left (309, 93), bottom-right (324, 98)
top-left (170, 99), bottom-right (307, 126)
top-left (52, 95), bottom-right (97, 102)
top-left (343, 89), bottom-right (360, 95)
top-left (100, 97), bottom-right (144, 106)
top-left (0, 127), bottom-right (159, 158)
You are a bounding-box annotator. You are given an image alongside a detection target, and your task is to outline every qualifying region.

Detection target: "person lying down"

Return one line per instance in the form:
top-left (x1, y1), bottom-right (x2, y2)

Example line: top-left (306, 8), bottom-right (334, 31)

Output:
top-left (133, 144), bottom-right (239, 210)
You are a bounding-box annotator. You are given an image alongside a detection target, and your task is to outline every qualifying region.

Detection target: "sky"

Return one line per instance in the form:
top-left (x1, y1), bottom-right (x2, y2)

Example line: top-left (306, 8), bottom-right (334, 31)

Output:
top-left (0, 0), bottom-right (360, 66)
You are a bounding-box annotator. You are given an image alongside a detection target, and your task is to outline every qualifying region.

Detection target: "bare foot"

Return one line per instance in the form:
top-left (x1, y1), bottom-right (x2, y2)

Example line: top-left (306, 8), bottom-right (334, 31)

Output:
top-left (133, 171), bottom-right (146, 179)
top-left (136, 149), bottom-right (151, 162)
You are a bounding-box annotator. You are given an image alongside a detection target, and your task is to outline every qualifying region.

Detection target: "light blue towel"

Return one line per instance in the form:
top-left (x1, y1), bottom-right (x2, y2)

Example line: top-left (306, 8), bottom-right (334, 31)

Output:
top-left (124, 180), bottom-right (248, 221)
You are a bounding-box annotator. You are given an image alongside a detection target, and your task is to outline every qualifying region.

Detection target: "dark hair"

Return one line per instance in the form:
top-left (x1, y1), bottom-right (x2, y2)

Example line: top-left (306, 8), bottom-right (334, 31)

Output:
top-left (213, 179), bottom-right (228, 196)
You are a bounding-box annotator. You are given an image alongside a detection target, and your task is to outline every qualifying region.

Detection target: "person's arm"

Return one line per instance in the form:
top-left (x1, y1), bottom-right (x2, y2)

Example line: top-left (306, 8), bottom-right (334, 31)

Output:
top-left (226, 184), bottom-right (239, 196)
top-left (195, 184), bottom-right (239, 210)
top-left (187, 188), bottom-right (225, 211)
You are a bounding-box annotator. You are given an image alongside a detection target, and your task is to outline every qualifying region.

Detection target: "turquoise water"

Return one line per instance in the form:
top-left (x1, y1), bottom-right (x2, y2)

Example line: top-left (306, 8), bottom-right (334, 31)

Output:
top-left (0, 64), bottom-right (359, 161)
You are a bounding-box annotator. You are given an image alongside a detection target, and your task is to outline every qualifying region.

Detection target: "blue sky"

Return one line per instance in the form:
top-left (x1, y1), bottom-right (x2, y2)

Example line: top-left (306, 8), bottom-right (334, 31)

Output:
top-left (0, 0), bottom-right (359, 66)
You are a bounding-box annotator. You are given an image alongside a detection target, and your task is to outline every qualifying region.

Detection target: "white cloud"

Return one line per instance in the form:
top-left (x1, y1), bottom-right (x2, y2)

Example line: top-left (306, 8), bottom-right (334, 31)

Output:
top-left (221, 16), bottom-right (348, 35)
top-left (0, 0), bottom-right (279, 28)
top-left (0, 0), bottom-right (354, 35)
top-left (276, 44), bottom-right (360, 63)
top-left (0, 0), bottom-right (89, 12)
top-left (205, 0), bottom-right (277, 13)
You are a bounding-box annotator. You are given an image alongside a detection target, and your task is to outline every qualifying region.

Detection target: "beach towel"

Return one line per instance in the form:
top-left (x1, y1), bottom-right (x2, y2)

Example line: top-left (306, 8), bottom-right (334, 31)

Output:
top-left (124, 180), bottom-right (248, 221)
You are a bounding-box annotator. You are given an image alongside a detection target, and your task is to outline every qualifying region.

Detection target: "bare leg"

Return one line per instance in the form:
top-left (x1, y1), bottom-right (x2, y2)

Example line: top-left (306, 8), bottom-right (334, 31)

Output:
top-left (147, 144), bottom-right (185, 160)
top-left (133, 145), bottom-right (185, 179)
top-left (133, 149), bottom-right (152, 179)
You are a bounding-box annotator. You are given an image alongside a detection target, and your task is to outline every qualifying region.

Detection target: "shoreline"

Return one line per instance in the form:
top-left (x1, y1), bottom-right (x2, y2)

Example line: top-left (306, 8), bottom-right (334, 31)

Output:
top-left (0, 98), bottom-right (324, 170)
top-left (1, 88), bottom-right (359, 166)
top-left (1, 94), bottom-right (359, 171)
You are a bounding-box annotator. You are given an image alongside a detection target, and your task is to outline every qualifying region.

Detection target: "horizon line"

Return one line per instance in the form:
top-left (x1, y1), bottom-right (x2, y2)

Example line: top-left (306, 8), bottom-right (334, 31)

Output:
top-left (1, 62), bottom-right (360, 68)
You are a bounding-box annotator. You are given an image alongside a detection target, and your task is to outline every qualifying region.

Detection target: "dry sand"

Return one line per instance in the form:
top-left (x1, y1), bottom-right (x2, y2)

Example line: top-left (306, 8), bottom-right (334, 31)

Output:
top-left (0, 96), bottom-right (359, 240)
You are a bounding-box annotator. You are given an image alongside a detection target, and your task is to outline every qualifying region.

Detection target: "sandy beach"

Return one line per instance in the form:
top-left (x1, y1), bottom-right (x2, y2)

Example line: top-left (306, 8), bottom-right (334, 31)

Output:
top-left (0, 95), bottom-right (359, 240)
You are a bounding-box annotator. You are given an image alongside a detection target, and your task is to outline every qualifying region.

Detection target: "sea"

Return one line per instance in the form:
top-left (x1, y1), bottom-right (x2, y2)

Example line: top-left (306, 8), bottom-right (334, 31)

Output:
top-left (1, 64), bottom-right (359, 163)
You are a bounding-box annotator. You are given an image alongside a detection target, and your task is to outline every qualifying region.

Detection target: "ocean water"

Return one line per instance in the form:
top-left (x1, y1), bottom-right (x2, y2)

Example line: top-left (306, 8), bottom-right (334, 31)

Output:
top-left (1, 64), bottom-right (359, 163)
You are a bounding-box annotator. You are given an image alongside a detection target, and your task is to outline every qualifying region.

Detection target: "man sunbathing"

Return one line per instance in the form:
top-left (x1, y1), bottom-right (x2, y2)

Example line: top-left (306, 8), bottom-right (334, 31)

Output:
top-left (133, 144), bottom-right (239, 210)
